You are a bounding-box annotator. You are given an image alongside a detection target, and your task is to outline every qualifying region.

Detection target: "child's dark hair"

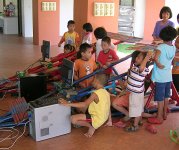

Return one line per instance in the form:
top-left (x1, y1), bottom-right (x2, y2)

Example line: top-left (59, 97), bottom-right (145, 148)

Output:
top-left (77, 43), bottom-right (92, 59)
top-left (64, 44), bottom-right (75, 52)
top-left (94, 27), bottom-right (107, 39)
top-left (159, 6), bottom-right (172, 19)
top-left (132, 51), bottom-right (150, 67)
top-left (67, 20), bottom-right (75, 26)
top-left (102, 36), bottom-right (111, 45)
top-left (177, 14), bottom-right (179, 19)
top-left (159, 26), bottom-right (177, 41)
top-left (83, 23), bottom-right (93, 32)
top-left (95, 73), bottom-right (108, 86)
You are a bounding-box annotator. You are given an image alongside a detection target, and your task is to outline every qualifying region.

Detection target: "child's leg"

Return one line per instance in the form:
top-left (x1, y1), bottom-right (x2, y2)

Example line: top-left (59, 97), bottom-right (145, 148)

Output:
top-left (163, 82), bottom-right (171, 119)
top-left (112, 93), bottom-right (129, 117)
top-left (157, 101), bottom-right (164, 121)
top-left (142, 112), bottom-right (157, 118)
top-left (163, 98), bottom-right (169, 119)
top-left (71, 114), bottom-right (95, 137)
top-left (134, 116), bottom-right (141, 127)
top-left (105, 108), bottom-right (112, 126)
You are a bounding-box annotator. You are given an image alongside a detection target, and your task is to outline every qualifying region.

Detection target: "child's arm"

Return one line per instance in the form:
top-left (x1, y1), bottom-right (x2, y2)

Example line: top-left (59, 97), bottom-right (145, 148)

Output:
top-left (58, 34), bottom-right (65, 47)
top-left (153, 50), bottom-right (165, 69)
top-left (139, 51), bottom-right (152, 72)
top-left (175, 36), bottom-right (179, 50)
top-left (59, 93), bottom-right (98, 108)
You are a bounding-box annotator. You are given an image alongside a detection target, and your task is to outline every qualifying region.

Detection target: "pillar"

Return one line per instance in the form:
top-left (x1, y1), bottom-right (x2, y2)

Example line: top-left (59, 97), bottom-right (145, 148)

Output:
top-left (74, 0), bottom-right (119, 42)
top-left (33, 0), bottom-right (60, 45)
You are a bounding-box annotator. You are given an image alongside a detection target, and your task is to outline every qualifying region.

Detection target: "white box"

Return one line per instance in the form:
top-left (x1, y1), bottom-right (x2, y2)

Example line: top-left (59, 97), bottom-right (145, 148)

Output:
top-left (29, 103), bottom-right (71, 141)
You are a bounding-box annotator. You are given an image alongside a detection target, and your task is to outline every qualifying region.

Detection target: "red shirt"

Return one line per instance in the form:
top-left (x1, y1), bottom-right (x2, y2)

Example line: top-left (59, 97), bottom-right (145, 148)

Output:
top-left (97, 49), bottom-right (119, 74)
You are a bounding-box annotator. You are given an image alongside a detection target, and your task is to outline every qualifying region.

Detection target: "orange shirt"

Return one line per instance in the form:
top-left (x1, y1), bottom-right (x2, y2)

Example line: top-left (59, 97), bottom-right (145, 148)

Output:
top-left (74, 58), bottom-right (97, 88)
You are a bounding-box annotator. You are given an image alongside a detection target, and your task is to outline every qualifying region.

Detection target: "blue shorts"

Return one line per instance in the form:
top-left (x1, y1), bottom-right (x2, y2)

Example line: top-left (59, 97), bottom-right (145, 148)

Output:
top-left (154, 82), bottom-right (171, 101)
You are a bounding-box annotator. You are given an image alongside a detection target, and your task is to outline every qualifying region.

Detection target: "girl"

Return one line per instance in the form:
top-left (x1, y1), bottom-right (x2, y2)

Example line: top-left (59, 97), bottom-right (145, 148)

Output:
top-left (74, 43), bottom-right (97, 88)
top-left (152, 6), bottom-right (174, 44)
top-left (82, 23), bottom-right (93, 44)
top-left (148, 26), bottom-right (177, 124)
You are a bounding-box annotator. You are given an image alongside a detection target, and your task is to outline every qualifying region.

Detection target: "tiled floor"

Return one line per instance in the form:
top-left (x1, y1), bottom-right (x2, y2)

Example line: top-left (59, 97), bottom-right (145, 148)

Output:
top-left (0, 34), bottom-right (179, 150)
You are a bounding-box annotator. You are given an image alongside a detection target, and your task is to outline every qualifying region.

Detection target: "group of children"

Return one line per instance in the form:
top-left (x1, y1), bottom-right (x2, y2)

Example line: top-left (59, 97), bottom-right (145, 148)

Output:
top-left (56, 14), bottom-right (178, 138)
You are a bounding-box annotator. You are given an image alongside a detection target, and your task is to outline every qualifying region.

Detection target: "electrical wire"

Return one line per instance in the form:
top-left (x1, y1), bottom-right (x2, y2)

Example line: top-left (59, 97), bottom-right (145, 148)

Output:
top-left (0, 120), bottom-right (30, 150)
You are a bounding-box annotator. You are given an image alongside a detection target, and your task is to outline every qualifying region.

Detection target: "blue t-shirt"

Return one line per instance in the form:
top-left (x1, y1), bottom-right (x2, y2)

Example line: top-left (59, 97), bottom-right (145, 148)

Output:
top-left (152, 44), bottom-right (176, 83)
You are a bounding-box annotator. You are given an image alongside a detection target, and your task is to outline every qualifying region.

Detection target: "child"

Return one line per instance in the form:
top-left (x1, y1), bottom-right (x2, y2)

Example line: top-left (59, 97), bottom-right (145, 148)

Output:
top-left (121, 51), bottom-right (152, 131)
top-left (58, 20), bottom-right (80, 49)
top-left (148, 26), bottom-right (177, 124)
top-left (152, 6), bottom-right (174, 44)
top-left (94, 27), bottom-right (115, 59)
top-left (82, 23), bottom-right (93, 44)
top-left (74, 43), bottom-right (97, 88)
top-left (97, 36), bottom-right (119, 76)
top-left (59, 74), bottom-right (111, 138)
top-left (50, 44), bottom-right (75, 63)
top-left (176, 14), bottom-right (179, 35)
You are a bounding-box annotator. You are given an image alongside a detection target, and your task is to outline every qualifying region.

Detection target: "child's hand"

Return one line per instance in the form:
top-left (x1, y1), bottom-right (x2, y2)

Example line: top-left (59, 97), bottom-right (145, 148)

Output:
top-left (106, 62), bottom-right (111, 66)
top-left (58, 43), bottom-right (61, 47)
top-left (79, 82), bottom-right (86, 88)
top-left (103, 65), bottom-right (108, 69)
top-left (146, 51), bottom-right (153, 60)
top-left (158, 63), bottom-right (165, 69)
top-left (58, 98), bottom-right (69, 106)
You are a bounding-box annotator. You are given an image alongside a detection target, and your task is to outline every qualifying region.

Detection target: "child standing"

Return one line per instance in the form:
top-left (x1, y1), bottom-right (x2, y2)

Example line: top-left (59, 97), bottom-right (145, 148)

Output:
top-left (97, 36), bottom-right (119, 76)
top-left (94, 27), bottom-right (115, 59)
top-left (148, 26), bottom-right (177, 124)
top-left (58, 20), bottom-right (80, 49)
top-left (74, 43), bottom-right (97, 88)
top-left (82, 23), bottom-right (93, 44)
top-left (59, 74), bottom-right (111, 138)
top-left (152, 6), bottom-right (174, 44)
top-left (124, 51), bottom-right (151, 131)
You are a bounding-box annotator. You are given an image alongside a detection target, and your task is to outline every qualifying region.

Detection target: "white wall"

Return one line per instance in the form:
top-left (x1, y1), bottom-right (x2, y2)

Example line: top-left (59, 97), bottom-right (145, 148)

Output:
top-left (21, 0), bottom-right (33, 37)
top-left (133, 0), bottom-right (146, 38)
top-left (165, 0), bottom-right (179, 27)
top-left (59, 0), bottom-right (74, 36)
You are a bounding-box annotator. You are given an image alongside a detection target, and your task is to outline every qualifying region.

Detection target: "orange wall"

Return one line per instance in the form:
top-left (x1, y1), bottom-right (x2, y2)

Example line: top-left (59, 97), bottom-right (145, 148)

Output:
top-left (143, 0), bottom-right (165, 41)
top-left (74, 0), bottom-right (119, 42)
top-left (33, 0), bottom-right (60, 45)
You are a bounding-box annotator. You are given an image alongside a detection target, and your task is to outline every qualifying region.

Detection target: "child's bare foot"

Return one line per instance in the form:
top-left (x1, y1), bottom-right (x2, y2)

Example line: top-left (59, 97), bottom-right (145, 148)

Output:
top-left (104, 121), bottom-right (113, 127)
top-left (84, 126), bottom-right (95, 138)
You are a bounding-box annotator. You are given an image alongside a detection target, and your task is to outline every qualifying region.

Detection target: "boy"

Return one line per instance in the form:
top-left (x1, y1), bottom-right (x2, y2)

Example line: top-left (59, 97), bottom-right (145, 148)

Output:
top-left (58, 20), bottom-right (80, 49)
top-left (148, 26), bottom-right (177, 124)
top-left (123, 51), bottom-right (152, 131)
top-left (59, 74), bottom-right (111, 138)
top-left (97, 36), bottom-right (119, 76)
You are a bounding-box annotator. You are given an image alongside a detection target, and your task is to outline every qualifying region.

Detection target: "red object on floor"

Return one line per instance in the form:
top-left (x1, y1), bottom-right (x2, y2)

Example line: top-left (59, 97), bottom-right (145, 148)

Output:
top-left (113, 121), bottom-right (126, 128)
top-left (148, 117), bottom-right (163, 124)
top-left (145, 124), bottom-right (157, 134)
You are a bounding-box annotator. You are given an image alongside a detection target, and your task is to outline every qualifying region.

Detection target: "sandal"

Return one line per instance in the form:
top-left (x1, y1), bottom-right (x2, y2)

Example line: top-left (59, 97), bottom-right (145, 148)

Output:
top-left (113, 121), bottom-right (126, 128)
top-left (170, 130), bottom-right (179, 144)
top-left (148, 117), bottom-right (163, 124)
top-left (145, 124), bottom-right (157, 134)
top-left (125, 125), bottom-right (139, 132)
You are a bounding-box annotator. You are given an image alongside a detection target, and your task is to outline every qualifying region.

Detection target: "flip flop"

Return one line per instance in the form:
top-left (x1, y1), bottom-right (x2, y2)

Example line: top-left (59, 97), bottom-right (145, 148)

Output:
top-left (148, 117), bottom-right (163, 124)
top-left (113, 121), bottom-right (126, 128)
top-left (170, 130), bottom-right (179, 144)
top-left (145, 124), bottom-right (157, 134)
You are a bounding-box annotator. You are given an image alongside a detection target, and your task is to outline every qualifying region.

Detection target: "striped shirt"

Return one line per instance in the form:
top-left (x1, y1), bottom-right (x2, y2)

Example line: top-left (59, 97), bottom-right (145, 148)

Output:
top-left (126, 64), bottom-right (149, 93)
